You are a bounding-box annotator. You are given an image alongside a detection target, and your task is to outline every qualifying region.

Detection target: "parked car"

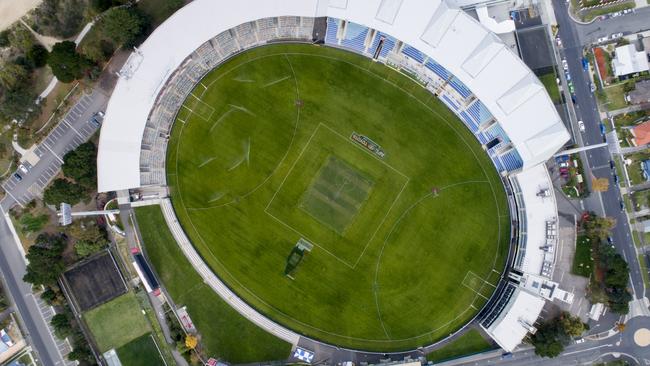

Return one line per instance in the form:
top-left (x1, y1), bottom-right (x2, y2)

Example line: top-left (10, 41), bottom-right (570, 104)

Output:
top-left (599, 122), bottom-right (606, 135)
top-left (611, 32), bottom-right (623, 39)
top-left (620, 200), bottom-right (625, 211)
top-left (562, 59), bottom-right (568, 70)
top-left (622, 8), bottom-right (633, 14)
top-left (590, 82), bottom-right (596, 92)
top-left (575, 338), bottom-right (585, 344)
top-left (597, 36), bottom-right (608, 43)
top-left (610, 160), bottom-right (615, 170)
top-left (13, 173), bottom-right (22, 182)
top-left (613, 174), bottom-right (619, 185)
top-left (90, 111), bottom-right (105, 127)
top-left (18, 164), bottom-right (28, 174)
top-left (578, 120), bottom-right (585, 132)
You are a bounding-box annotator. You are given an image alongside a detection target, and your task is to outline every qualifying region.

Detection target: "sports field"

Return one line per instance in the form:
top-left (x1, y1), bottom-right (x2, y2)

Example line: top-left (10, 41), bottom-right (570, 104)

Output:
top-left (167, 43), bottom-right (510, 351)
top-left (83, 292), bottom-right (151, 352)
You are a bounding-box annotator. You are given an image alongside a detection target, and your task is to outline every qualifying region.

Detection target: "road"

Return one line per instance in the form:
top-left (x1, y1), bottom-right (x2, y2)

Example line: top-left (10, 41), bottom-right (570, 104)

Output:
top-left (576, 7), bottom-right (650, 45)
top-left (553, 0), bottom-right (646, 300)
top-left (0, 212), bottom-right (66, 366)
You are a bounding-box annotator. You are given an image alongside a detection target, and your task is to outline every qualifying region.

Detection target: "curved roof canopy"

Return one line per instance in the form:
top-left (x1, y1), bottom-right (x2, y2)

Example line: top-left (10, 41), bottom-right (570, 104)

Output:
top-left (97, 0), bottom-right (569, 192)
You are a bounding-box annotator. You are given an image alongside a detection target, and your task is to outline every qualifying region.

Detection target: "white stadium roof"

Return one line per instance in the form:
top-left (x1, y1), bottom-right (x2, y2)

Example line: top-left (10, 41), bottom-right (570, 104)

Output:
top-left (97, 0), bottom-right (569, 192)
top-left (96, 0), bottom-right (570, 353)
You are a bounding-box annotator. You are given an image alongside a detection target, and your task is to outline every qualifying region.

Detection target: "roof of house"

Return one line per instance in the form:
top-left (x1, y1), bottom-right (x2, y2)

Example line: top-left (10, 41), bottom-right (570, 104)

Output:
top-left (632, 120), bottom-right (650, 146)
top-left (628, 79), bottom-right (650, 105)
top-left (613, 44), bottom-right (650, 77)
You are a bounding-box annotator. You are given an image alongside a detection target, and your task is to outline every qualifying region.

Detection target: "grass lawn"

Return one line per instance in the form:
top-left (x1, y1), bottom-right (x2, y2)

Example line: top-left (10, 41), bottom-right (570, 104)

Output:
top-left (581, 2), bottom-right (635, 22)
top-left (166, 44), bottom-right (509, 351)
top-left (538, 71), bottom-right (561, 104)
top-left (625, 152), bottom-right (650, 186)
top-left (572, 235), bottom-right (594, 277)
top-left (83, 292), bottom-right (150, 352)
top-left (600, 83), bottom-right (628, 111)
top-left (135, 206), bottom-right (291, 363)
top-left (426, 329), bottom-right (494, 362)
top-left (115, 334), bottom-right (163, 366)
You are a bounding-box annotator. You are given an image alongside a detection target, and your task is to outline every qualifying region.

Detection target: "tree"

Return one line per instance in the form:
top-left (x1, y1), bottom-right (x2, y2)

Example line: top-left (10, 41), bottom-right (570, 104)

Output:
top-left (43, 178), bottom-right (85, 206)
top-left (0, 86), bottom-right (38, 122)
top-left (51, 313), bottom-right (72, 339)
top-left (0, 62), bottom-right (29, 90)
top-left (0, 30), bottom-right (9, 47)
top-left (23, 233), bottom-right (66, 285)
top-left (100, 7), bottom-right (147, 48)
top-left (34, 0), bottom-right (85, 38)
top-left (530, 312), bottom-right (587, 358)
top-left (81, 38), bottom-right (114, 63)
top-left (62, 142), bottom-right (97, 188)
top-left (27, 44), bottom-right (49, 68)
top-left (582, 213), bottom-right (615, 242)
top-left (557, 312), bottom-right (587, 337)
top-left (75, 239), bottom-right (107, 257)
top-left (47, 41), bottom-right (90, 83)
top-left (185, 334), bottom-right (198, 350)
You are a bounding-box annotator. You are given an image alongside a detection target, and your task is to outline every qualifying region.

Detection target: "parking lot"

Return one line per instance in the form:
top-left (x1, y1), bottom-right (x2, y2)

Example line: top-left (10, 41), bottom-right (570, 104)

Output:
top-left (1, 92), bottom-right (108, 210)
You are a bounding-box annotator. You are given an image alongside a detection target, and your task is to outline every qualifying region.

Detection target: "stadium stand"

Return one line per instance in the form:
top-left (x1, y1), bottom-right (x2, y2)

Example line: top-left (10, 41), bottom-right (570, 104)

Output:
top-left (368, 31), bottom-right (396, 59)
top-left (99, 0), bottom-right (571, 353)
top-left (401, 44), bottom-right (426, 63)
top-left (340, 21), bottom-right (369, 53)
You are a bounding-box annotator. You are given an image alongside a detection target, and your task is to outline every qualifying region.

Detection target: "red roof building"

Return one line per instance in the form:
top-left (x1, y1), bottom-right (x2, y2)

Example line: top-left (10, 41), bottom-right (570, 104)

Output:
top-left (631, 120), bottom-right (650, 146)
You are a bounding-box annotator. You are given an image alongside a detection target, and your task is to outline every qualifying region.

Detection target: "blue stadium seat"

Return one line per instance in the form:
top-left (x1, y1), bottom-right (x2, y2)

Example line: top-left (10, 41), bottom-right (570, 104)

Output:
top-left (340, 22), bottom-right (369, 53)
top-left (325, 18), bottom-right (339, 45)
top-left (368, 32), bottom-right (396, 57)
top-left (448, 77), bottom-right (472, 98)
top-left (501, 150), bottom-right (523, 172)
top-left (441, 95), bottom-right (460, 111)
top-left (401, 45), bottom-right (425, 63)
top-left (466, 100), bottom-right (493, 125)
top-left (459, 111), bottom-right (479, 133)
top-left (425, 60), bottom-right (450, 80)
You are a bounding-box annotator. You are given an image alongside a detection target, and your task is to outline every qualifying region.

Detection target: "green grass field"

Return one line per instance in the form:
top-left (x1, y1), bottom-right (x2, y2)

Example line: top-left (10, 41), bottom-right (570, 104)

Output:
top-left (426, 329), bottom-right (494, 362)
top-left (83, 292), bottom-right (150, 352)
top-left (135, 206), bottom-right (291, 363)
top-left (572, 235), bottom-right (594, 277)
top-left (116, 334), bottom-right (164, 366)
top-left (166, 44), bottom-right (509, 350)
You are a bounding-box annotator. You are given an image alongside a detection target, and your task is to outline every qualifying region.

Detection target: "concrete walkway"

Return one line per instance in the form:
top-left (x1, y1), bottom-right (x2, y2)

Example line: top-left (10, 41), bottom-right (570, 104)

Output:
top-left (158, 198), bottom-right (301, 345)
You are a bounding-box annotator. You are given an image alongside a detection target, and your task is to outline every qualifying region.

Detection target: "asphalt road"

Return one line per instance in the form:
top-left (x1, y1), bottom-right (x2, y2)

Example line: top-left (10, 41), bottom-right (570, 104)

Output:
top-left (0, 212), bottom-right (65, 366)
top-left (553, 0), bottom-right (646, 300)
top-left (577, 7), bottom-right (650, 46)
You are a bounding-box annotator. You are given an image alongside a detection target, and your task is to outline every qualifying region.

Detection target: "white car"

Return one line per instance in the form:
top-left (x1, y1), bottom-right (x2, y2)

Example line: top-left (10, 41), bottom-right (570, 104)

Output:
top-left (18, 164), bottom-right (29, 174)
top-left (562, 59), bottom-right (568, 70)
top-left (611, 32), bottom-right (623, 39)
top-left (578, 120), bottom-right (585, 132)
top-left (597, 36), bottom-right (608, 43)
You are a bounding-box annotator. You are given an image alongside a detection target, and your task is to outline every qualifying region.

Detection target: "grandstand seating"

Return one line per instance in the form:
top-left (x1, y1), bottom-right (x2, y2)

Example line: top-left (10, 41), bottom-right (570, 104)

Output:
top-left (480, 282), bottom-right (517, 329)
top-left (448, 77), bottom-right (472, 98)
top-left (368, 32), bottom-right (396, 58)
top-left (141, 15), bottom-right (526, 187)
top-left (401, 44), bottom-right (425, 63)
top-left (340, 22), bottom-right (369, 53)
top-left (466, 100), bottom-right (493, 126)
top-left (325, 18), bottom-right (340, 45)
top-left (425, 59), bottom-right (451, 80)
top-left (441, 94), bottom-right (460, 112)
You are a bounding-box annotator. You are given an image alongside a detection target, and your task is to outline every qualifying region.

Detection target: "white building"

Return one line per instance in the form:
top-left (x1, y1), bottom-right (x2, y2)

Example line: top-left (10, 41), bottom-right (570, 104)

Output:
top-left (613, 44), bottom-right (649, 77)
